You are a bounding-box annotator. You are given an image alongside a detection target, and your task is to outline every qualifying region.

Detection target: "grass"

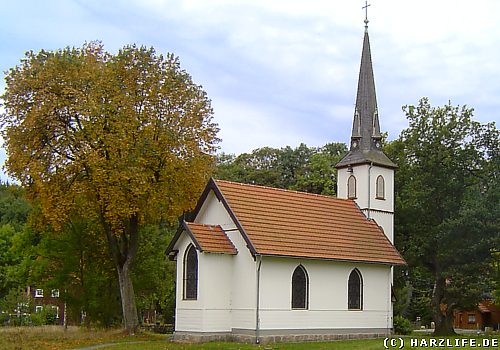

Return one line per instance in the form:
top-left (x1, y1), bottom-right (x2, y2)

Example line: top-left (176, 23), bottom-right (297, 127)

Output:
top-left (0, 326), bottom-right (162, 350)
top-left (0, 327), bottom-right (498, 350)
top-left (94, 339), bottom-right (383, 350)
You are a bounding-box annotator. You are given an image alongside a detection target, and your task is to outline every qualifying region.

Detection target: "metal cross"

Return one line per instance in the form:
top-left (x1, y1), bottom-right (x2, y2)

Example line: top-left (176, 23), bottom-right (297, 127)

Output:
top-left (362, 1), bottom-right (371, 26)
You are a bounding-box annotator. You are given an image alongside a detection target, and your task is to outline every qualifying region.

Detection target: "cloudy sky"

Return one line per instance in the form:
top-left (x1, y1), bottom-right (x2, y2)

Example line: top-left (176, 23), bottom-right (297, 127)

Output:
top-left (1, 0), bottom-right (499, 180)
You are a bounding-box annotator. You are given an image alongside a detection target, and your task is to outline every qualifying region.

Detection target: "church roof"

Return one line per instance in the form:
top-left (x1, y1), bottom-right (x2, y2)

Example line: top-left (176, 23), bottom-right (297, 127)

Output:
top-left (182, 222), bottom-right (238, 255)
top-left (336, 28), bottom-right (397, 169)
top-left (215, 180), bottom-right (404, 265)
top-left (167, 179), bottom-right (405, 265)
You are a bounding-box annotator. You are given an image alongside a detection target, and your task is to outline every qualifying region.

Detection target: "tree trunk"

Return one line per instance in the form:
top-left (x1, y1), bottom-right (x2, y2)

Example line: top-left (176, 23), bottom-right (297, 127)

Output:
top-left (101, 211), bottom-right (140, 334)
top-left (117, 260), bottom-right (139, 334)
top-left (431, 274), bottom-right (456, 336)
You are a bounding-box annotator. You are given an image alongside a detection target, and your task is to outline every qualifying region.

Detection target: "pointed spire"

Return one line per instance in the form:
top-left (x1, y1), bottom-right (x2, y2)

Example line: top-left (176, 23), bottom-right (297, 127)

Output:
top-left (353, 29), bottom-right (382, 151)
top-left (336, 24), bottom-right (397, 169)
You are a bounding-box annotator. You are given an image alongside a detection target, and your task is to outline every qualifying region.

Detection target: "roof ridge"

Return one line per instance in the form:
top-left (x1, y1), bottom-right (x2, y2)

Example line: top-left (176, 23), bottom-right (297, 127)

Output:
top-left (215, 179), bottom-right (352, 203)
top-left (187, 222), bottom-right (220, 228)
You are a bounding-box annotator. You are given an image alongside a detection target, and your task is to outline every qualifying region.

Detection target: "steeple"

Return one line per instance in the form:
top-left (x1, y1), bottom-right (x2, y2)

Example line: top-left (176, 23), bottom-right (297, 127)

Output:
top-left (336, 25), bottom-right (396, 169)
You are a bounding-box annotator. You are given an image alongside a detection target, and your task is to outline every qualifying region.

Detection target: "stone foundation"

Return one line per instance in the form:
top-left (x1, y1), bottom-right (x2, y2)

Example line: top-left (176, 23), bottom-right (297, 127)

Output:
top-left (172, 329), bottom-right (390, 344)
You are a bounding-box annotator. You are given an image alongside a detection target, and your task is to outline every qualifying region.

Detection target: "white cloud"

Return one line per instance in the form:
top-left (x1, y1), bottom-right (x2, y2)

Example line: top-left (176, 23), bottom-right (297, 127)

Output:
top-left (0, 0), bottom-right (499, 174)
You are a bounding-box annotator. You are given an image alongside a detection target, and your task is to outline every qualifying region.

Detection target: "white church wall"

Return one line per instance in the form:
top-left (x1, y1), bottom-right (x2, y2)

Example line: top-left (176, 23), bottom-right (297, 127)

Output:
top-left (198, 252), bottom-right (234, 332)
top-left (337, 166), bottom-right (349, 200)
top-left (227, 230), bottom-right (257, 330)
top-left (371, 167), bottom-right (394, 211)
top-left (174, 231), bottom-right (237, 333)
top-left (174, 234), bottom-right (204, 332)
top-left (195, 191), bottom-right (235, 230)
top-left (194, 189), bottom-right (258, 331)
top-left (337, 165), bottom-right (394, 242)
top-left (258, 257), bottom-right (392, 331)
top-left (369, 212), bottom-right (394, 243)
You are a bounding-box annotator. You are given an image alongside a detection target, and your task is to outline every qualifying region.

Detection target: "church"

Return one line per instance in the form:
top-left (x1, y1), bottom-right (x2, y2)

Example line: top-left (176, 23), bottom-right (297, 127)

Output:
top-left (166, 20), bottom-right (405, 343)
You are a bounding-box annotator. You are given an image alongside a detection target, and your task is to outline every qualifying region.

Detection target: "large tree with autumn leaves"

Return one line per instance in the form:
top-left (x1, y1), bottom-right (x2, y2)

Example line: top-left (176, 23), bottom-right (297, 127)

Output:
top-left (0, 42), bottom-right (219, 332)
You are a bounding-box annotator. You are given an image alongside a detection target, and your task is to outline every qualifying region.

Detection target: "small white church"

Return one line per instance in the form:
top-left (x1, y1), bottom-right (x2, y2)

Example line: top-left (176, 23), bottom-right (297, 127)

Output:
top-left (166, 23), bottom-right (405, 343)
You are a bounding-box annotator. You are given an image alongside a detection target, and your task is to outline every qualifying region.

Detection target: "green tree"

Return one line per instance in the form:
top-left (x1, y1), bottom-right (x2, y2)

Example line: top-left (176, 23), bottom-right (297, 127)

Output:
top-left (493, 251), bottom-right (500, 305)
top-left (391, 98), bottom-right (499, 335)
top-left (0, 183), bottom-right (31, 301)
top-left (22, 215), bottom-right (122, 327)
top-left (1, 42), bottom-right (219, 332)
top-left (291, 143), bottom-right (347, 195)
top-left (215, 142), bottom-right (346, 195)
top-left (132, 224), bottom-right (176, 324)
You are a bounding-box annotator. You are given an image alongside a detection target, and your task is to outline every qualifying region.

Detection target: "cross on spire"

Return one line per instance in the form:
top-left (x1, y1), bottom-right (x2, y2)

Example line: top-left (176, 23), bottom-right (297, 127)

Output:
top-left (363, 1), bottom-right (371, 29)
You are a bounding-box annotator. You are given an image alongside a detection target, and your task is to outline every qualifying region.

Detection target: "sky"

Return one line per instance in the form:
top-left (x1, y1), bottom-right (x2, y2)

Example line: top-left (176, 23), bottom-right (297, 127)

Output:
top-left (1, 0), bottom-right (499, 181)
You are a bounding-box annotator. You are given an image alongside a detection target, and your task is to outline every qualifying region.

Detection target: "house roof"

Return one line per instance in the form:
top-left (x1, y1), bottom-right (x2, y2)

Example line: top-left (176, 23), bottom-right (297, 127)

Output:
top-left (211, 179), bottom-right (405, 265)
top-left (478, 300), bottom-right (500, 314)
top-left (183, 222), bottom-right (237, 255)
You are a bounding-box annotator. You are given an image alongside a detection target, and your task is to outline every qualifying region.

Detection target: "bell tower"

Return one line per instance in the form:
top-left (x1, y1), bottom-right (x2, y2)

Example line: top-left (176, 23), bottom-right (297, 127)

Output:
top-left (335, 18), bottom-right (397, 243)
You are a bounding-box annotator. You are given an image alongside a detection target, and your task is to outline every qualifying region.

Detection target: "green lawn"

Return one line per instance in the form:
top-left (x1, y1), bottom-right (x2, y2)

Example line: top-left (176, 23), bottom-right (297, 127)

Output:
top-left (0, 327), bottom-right (498, 350)
top-left (94, 337), bottom-right (499, 350)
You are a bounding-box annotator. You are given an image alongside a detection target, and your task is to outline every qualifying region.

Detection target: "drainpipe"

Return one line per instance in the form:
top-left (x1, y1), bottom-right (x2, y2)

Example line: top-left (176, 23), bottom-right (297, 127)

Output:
top-left (255, 255), bottom-right (262, 344)
top-left (367, 162), bottom-right (373, 219)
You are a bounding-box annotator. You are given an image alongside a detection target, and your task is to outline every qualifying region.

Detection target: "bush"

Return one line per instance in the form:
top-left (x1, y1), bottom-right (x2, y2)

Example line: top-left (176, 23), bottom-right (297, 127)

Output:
top-left (394, 315), bottom-right (413, 335)
top-left (0, 312), bottom-right (10, 326)
top-left (30, 306), bottom-right (59, 326)
top-left (30, 312), bottom-right (45, 326)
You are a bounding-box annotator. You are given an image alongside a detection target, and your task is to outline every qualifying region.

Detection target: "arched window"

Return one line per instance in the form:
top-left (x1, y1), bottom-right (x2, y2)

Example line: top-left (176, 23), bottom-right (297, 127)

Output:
top-left (347, 175), bottom-right (357, 199)
top-left (183, 245), bottom-right (198, 300)
top-left (348, 268), bottom-right (363, 310)
top-left (376, 175), bottom-right (385, 199)
top-left (291, 265), bottom-right (308, 309)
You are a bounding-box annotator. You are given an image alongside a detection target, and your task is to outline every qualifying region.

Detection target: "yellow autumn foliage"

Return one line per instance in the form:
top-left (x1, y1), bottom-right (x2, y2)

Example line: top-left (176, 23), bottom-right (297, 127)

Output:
top-left (1, 42), bottom-right (219, 232)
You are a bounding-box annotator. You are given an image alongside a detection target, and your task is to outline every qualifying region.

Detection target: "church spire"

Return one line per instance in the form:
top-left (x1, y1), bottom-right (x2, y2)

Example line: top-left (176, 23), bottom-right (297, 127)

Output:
top-left (336, 21), bottom-right (396, 169)
top-left (353, 27), bottom-right (381, 150)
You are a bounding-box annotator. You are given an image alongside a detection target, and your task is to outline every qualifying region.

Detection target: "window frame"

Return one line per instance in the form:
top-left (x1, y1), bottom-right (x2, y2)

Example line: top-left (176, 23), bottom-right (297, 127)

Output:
top-left (51, 305), bottom-right (60, 319)
top-left (183, 244), bottom-right (198, 300)
top-left (291, 265), bottom-right (309, 310)
top-left (348, 268), bottom-right (363, 310)
top-left (376, 175), bottom-right (385, 200)
top-left (51, 289), bottom-right (59, 298)
top-left (347, 175), bottom-right (357, 199)
top-left (35, 289), bottom-right (44, 298)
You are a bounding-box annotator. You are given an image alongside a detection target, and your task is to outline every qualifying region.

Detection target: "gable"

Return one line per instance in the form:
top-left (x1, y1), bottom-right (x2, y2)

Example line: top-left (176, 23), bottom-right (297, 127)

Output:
top-left (166, 182), bottom-right (254, 257)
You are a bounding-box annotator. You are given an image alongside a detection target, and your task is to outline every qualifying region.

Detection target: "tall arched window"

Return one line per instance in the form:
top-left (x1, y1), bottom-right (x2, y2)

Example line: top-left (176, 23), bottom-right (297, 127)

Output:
top-left (348, 268), bottom-right (363, 310)
top-left (347, 175), bottom-right (357, 199)
top-left (183, 245), bottom-right (198, 300)
top-left (376, 175), bottom-right (385, 199)
top-left (291, 265), bottom-right (308, 309)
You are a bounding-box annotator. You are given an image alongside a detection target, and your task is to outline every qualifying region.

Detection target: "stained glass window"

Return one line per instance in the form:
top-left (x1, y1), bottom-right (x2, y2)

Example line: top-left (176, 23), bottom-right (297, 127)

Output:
top-left (348, 269), bottom-right (363, 310)
top-left (348, 175), bottom-right (357, 199)
top-left (376, 175), bottom-right (385, 199)
top-left (291, 265), bottom-right (308, 309)
top-left (183, 245), bottom-right (198, 300)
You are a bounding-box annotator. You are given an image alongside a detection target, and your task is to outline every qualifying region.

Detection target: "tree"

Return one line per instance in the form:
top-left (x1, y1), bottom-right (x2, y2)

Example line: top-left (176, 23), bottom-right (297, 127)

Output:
top-left (391, 98), bottom-right (499, 335)
top-left (1, 42), bottom-right (219, 332)
top-left (291, 143), bottom-right (347, 195)
top-left (21, 215), bottom-right (122, 327)
top-left (215, 142), bottom-right (346, 195)
top-left (0, 183), bottom-right (31, 301)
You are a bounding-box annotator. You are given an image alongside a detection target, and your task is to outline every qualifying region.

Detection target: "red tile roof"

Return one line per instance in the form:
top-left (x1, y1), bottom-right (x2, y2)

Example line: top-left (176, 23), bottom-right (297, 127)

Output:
top-left (214, 179), bottom-right (405, 265)
top-left (478, 300), bottom-right (500, 313)
top-left (184, 222), bottom-right (237, 255)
